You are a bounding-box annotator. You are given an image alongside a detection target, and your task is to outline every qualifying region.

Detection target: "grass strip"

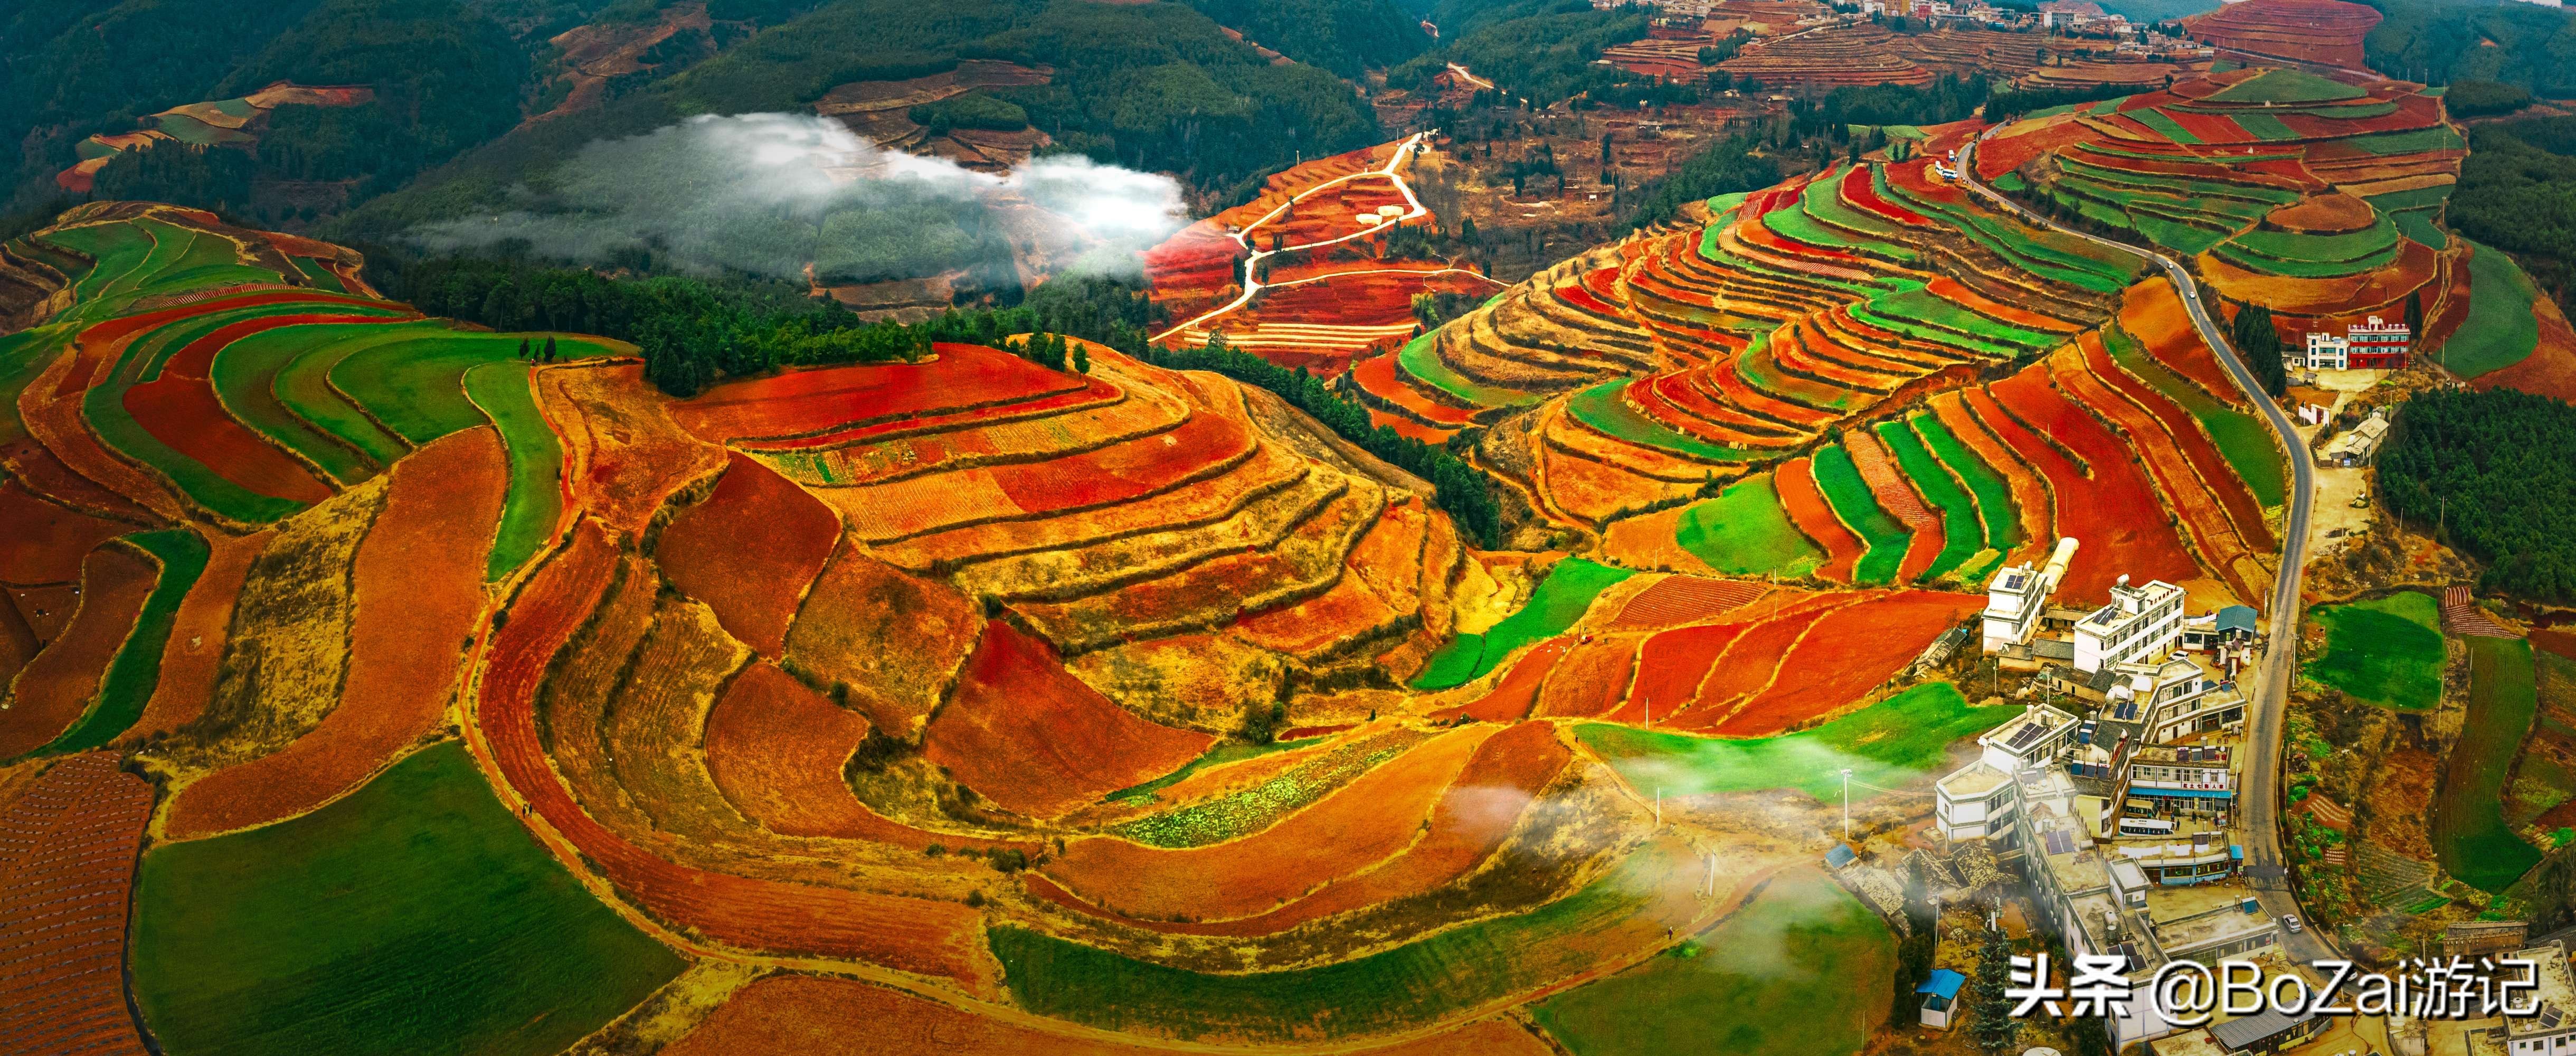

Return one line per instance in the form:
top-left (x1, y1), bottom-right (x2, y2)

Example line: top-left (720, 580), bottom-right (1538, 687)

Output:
top-left (1910, 413), bottom-right (2019, 553)
top-left (1873, 420), bottom-right (1980, 581)
top-left (1674, 473), bottom-right (1823, 577)
top-left (1413, 558), bottom-right (1634, 690)
top-left (464, 362), bottom-right (566, 582)
top-left (2433, 637), bottom-right (2543, 892)
top-left (28, 530), bottom-right (208, 756)
top-left (1808, 444), bottom-right (1907, 585)
top-left (1567, 378), bottom-right (1758, 463)
top-left (1575, 682), bottom-right (2018, 799)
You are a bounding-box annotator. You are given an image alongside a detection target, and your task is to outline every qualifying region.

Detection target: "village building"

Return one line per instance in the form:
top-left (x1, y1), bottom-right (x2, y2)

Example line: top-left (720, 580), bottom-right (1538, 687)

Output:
top-left (2075, 577), bottom-right (2186, 674)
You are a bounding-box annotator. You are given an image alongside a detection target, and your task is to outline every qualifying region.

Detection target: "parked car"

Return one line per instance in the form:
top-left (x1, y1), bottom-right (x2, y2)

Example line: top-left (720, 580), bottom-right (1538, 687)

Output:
top-left (2282, 914), bottom-right (2303, 934)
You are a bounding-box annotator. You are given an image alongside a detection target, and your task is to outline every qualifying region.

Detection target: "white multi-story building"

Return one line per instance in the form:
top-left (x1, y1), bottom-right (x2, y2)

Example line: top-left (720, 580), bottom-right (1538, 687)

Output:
top-left (2497, 943), bottom-right (2576, 1056)
top-left (1935, 703), bottom-right (2078, 841)
top-left (1984, 538), bottom-right (2079, 653)
top-left (2074, 577), bottom-right (2185, 674)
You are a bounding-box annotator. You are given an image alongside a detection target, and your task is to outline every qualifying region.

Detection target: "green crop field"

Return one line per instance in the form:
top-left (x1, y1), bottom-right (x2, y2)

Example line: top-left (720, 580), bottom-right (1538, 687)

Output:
top-left (333, 333), bottom-right (613, 446)
top-left (80, 322), bottom-right (307, 525)
top-left (1398, 332), bottom-right (1537, 408)
top-left (213, 320), bottom-right (415, 486)
top-left (1879, 178), bottom-right (2138, 293)
top-left (2432, 637), bottom-right (2543, 892)
top-left (464, 362), bottom-right (566, 582)
top-left (41, 222), bottom-right (156, 314)
top-left (1531, 877), bottom-right (1892, 1056)
top-left (992, 840), bottom-right (1705, 1040)
top-left (2303, 591), bottom-right (2446, 710)
top-left (0, 323), bottom-right (75, 446)
top-left (2207, 69), bottom-right (2366, 104)
top-left (1568, 379), bottom-right (1758, 463)
top-left (2350, 127), bottom-right (2465, 155)
top-left (1575, 682), bottom-right (2017, 800)
top-left (2228, 215), bottom-right (2400, 265)
top-left (1413, 557), bottom-right (1635, 690)
top-left (2212, 237), bottom-right (2398, 278)
top-left (1910, 413), bottom-right (2018, 555)
top-left (2128, 109), bottom-right (2204, 145)
top-left (1104, 736), bottom-right (1317, 805)
top-left (1674, 473), bottom-right (1824, 577)
top-left (131, 741), bottom-right (684, 1056)
top-left (2441, 240), bottom-right (2542, 379)
top-left (2102, 325), bottom-right (2284, 506)
top-left (1873, 421), bottom-right (1980, 582)
top-left (2230, 112), bottom-right (2300, 141)
top-left (276, 324), bottom-right (440, 467)
top-left (1853, 291), bottom-right (2053, 355)
top-left (31, 530), bottom-right (208, 756)
top-left (1807, 444), bottom-right (1908, 584)
top-left (292, 257), bottom-right (351, 293)
top-left (1109, 730), bottom-right (1420, 847)
top-left (1736, 343), bottom-right (1862, 411)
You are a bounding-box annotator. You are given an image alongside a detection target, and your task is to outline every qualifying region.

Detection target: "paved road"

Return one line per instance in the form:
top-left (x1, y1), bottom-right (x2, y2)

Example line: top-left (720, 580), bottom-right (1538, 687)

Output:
top-left (1956, 138), bottom-right (2335, 964)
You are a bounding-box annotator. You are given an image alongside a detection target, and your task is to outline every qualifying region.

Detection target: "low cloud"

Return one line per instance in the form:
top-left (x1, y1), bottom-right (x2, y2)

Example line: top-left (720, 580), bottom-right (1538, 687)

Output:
top-left (409, 112), bottom-right (1187, 286)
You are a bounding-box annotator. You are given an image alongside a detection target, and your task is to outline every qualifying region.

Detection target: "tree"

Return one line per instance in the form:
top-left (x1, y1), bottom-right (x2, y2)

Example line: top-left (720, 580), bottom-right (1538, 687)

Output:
top-left (1600, 130), bottom-right (1615, 166)
top-left (1966, 920), bottom-right (2021, 1053)
top-left (1072, 342), bottom-right (1090, 374)
top-left (517, 337), bottom-right (531, 361)
top-left (543, 335), bottom-right (558, 363)
top-left (2232, 302), bottom-right (2287, 398)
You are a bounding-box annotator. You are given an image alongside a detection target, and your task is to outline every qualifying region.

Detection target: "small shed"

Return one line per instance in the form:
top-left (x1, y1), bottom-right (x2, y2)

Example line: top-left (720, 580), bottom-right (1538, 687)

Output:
top-left (1918, 968), bottom-right (1967, 1029)
top-left (1824, 844), bottom-right (1859, 870)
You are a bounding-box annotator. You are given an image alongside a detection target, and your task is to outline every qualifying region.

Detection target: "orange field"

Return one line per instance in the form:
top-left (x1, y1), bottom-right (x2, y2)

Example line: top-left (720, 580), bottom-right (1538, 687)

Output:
top-left (1612, 623), bottom-right (1750, 725)
top-left (1775, 457), bottom-right (1865, 583)
top-left (654, 454), bottom-right (839, 657)
top-left (922, 620), bottom-right (1213, 819)
top-left (660, 975), bottom-right (1557, 1056)
top-left (1531, 636), bottom-right (1639, 719)
top-left (1037, 725), bottom-right (1494, 924)
top-left (1450, 637), bottom-right (1574, 723)
top-left (1607, 576), bottom-right (1768, 630)
top-left (0, 753), bottom-right (153, 1056)
top-left (0, 545), bottom-right (156, 758)
top-left (1712, 589), bottom-right (1983, 735)
top-left (2049, 346), bottom-right (2258, 604)
top-left (1664, 599), bottom-right (1854, 731)
top-left (1973, 376), bottom-right (2200, 604)
top-left (2079, 337), bottom-right (2270, 551)
top-left (123, 531), bottom-right (268, 742)
top-left (2117, 283), bottom-right (2242, 408)
top-left (537, 364), bottom-right (728, 535)
top-left (780, 550), bottom-right (982, 736)
top-left (164, 429), bottom-right (507, 839)
top-left (670, 345), bottom-right (1088, 443)
top-left (478, 521), bottom-right (992, 985)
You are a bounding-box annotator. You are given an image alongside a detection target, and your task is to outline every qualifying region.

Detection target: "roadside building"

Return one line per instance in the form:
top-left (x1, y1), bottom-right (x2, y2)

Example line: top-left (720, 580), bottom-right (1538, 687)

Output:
top-left (1984, 538), bottom-right (2080, 653)
top-left (1917, 968), bottom-right (1966, 1029)
top-left (2074, 577), bottom-right (2186, 674)
top-left (2323, 410), bottom-right (2389, 467)
top-left (2296, 317), bottom-right (2410, 371)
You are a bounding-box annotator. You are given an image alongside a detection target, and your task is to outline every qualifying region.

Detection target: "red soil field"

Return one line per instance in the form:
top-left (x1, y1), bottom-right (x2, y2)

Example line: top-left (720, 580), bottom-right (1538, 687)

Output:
top-left (2163, 108), bottom-right (2250, 145)
top-left (0, 545), bottom-right (156, 758)
top-left (2049, 346), bottom-right (2256, 604)
top-left (0, 753), bottom-right (153, 1056)
top-left (702, 661), bottom-right (1028, 853)
top-left (538, 363), bottom-right (728, 535)
top-left (1927, 393), bottom-right (2052, 564)
top-left (670, 344), bottom-right (1087, 443)
top-left (1665, 600), bottom-right (1858, 732)
top-left (1532, 635), bottom-right (1639, 718)
top-left (1352, 350), bottom-right (1478, 426)
top-left (1029, 721), bottom-right (1571, 938)
top-left (2183, 0), bottom-right (2379, 69)
top-left (1607, 622), bottom-right (1751, 725)
top-left (477, 520), bottom-right (993, 985)
top-left (661, 975), bottom-right (1558, 1056)
top-left (0, 598), bottom-right (34, 686)
top-left (164, 429), bottom-right (506, 839)
top-left (68, 288), bottom-right (399, 353)
top-left (1608, 575), bottom-right (1767, 629)
top-left (1232, 572), bottom-right (1400, 657)
top-left (2470, 296), bottom-right (2576, 403)
top-left (1038, 725), bottom-right (1495, 923)
top-left (1446, 637), bottom-right (1574, 723)
top-left (1843, 164), bottom-right (1928, 225)
top-left (1977, 373), bottom-right (2201, 605)
top-left (2081, 336), bottom-right (2274, 552)
top-left (987, 397), bottom-right (1251, 515)
top-left (2118, 281), bottom-right (2242, 408)
top-left (0, 435), bottom-right (158, 525)
top-left (122, 530), bottom-right (269, 742)
top-left (922, 620), bottom-right (1213, 819)
top-left (1775, 456), bottom-right (1865, 583)
top-left (1715, 590), bottom-right (1984, 735)
top-left (25, 337), bottom-right (192, 524)
top-left (654, 454), bottom-right (839, 657)
top-left (741, 374), bottom-right (1122, 452)
top-left (0, 478), bottom-right (130, 583)
top-left (128, 313), bottom-right (398, 506)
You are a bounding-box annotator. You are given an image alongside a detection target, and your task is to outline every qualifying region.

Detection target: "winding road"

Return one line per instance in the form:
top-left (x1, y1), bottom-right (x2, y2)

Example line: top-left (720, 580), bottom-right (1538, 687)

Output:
top-left (1956, 135), bottom-right (2334, 964)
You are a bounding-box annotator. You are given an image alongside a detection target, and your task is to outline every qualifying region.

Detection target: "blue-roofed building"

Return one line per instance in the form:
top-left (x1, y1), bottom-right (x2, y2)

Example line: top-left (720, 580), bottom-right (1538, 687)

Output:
top-left (1918, 968), bottom-right (1967, 1029)
top-left (1824, 843), bottom-right (1858, 870)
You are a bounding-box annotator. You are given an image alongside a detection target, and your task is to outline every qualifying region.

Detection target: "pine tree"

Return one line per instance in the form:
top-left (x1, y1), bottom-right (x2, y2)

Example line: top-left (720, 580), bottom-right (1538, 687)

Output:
top-left (517, 337), bottom-right (531, 361)
top-left (543, 335), bottom-right (558, 363)
top-left (1050, 334), bottom-right (1071, 372)
top-left (1967, 921), bottom-right (2021, 1053)
top-left (1072, 342), bottom-right (1090, 374)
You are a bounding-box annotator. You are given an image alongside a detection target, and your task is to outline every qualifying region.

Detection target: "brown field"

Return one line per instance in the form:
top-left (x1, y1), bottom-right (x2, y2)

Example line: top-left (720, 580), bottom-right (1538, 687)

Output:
top-left (0, 753), bottom-right (153, 1056)
top-left (538, 363), bottom-right (727, 536)
top-left (922, 620), bottom-right (1214, 819)
top-left (655, 454), bottom-right (840, 657)
top-left (1531, 635), bottom-right (1640, 719)
top-left (0, 545), bottom-right (156, 757)
top-left (162, 429), bottom-right (505, 839)
top-left (121, 530), bottom-right (269, 742)
top-left (0, 478), bottom-right (130, 583)
top-left (780, 550), bottom-right (983, 737)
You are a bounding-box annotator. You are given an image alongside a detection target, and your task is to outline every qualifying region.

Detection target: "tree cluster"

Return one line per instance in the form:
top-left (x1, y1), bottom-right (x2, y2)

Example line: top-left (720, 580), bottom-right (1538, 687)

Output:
top-left (2230, 302), bottom-right (2287, 398)
top-left (2454, 119), bottom-right (2576, 305)
top-left (1622, 135), bottom-right (1782, 231)
top-left (2381, 386), bottom-right (2576, 602)
top-left (1144, 336), bottom-right (1504, 546)
top-left (2365, 0), bottom-right (2576, 96)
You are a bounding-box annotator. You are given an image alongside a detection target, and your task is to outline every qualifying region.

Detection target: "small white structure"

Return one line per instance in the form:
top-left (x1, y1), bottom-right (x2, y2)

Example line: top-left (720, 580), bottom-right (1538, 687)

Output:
top-left (1984, 538), bottom-right (2079, 653)
top-left (2323, 410), bottom-right (2389, 467)
top-left (2074, 577), bottom-right (2185, 675)
top-left (2300, 331), bottom-right (2351, 371)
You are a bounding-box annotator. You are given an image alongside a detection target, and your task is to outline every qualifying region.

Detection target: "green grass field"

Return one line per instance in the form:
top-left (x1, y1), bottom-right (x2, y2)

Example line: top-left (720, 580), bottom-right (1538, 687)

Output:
top-left (275, 324), bottom-right (439, 467)
top-left (2350, 126), bottom-right (2465, 155)
top-left (1910, 413), bottom-right (2019, 555)
top-left (0, 323), bottom-right (75, 446)
top-left (41, 222), bottom-right (157, 310)
top-left (2207, 69), bottom-right (2366, 103)
top-left (332, 333), bottom-right (613, 446)
top-left (1575, 682), bottom-right (2015, 801)
top-left (1568, 379), bottom-right (1758, 463)
top-left (213, 320), bottom-right (419, 486)
top-left (2227, 215), bottom-right (2401, 266)
top-left (2128, 109), bottom-right (2204, 145)
top-left (2433, 637), bottom-right (2543, 892)
top-left (32, 530), bottom-right (208, 756)
top-left (1414, 558), bottom-right (1636, 690)
top-left (132, 741), bottom-right (683, 1056)
top-left (2303, 591), bottom-right (2446, 710)
top-left (1873, 421), bottom-right (1980, 582)
top-left (2442, 240), bottom-right (2543, 379)
top-left (1674, 473), bottom-right (1824, 577)
top-left (464, 362), bottom-right (565, 582)
top-left (1807, 444), bottom-right (1908, 585)
top-left (1398, 331), bottom-right (1537, 409)
top-left (2102, 324), bottom-right (2285, 507)
top-left (991, 840), bottom-right (1702, 1040)
top-left (1531, 877), bottom-right (1892, 1056)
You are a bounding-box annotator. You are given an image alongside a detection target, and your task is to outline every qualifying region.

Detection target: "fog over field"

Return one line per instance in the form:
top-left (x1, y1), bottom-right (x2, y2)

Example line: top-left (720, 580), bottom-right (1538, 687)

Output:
top-left (408, 112), bottom-right (1187, 284)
